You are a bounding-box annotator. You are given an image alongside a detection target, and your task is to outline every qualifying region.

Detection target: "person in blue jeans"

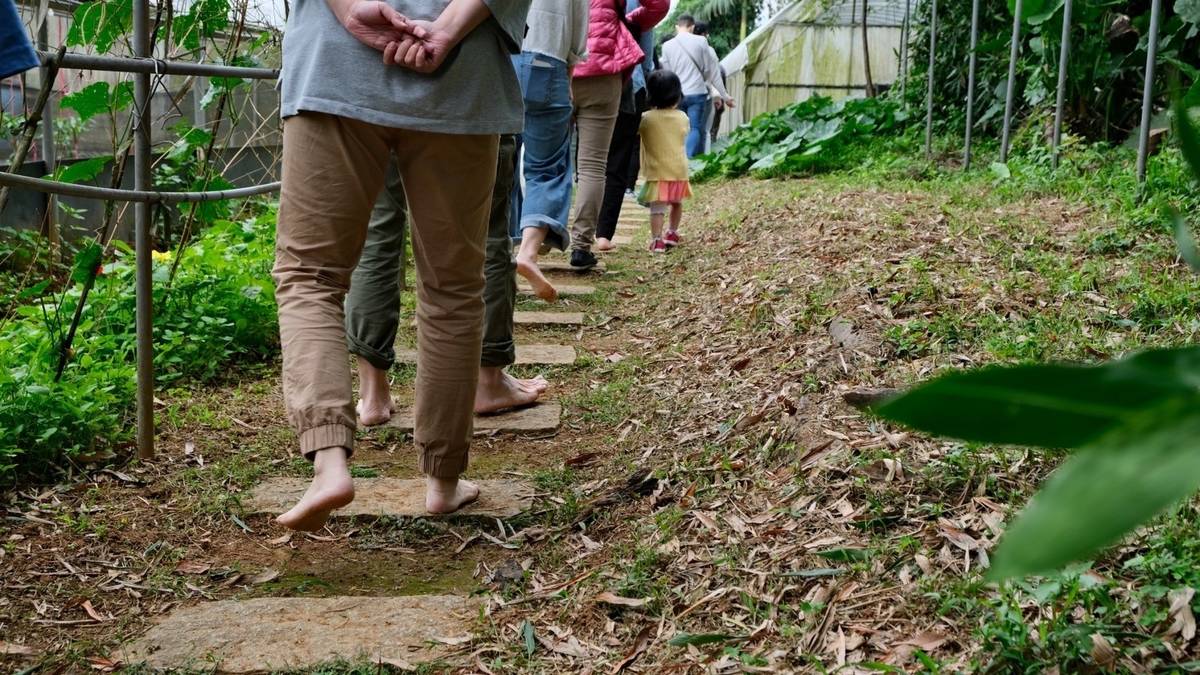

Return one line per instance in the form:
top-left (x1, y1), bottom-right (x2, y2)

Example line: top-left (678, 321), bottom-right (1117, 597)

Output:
top-left (1, 0), bottom-right (38, 80)
top-left (509, 0), bottom-right (589, 302)
top-left (661, 13), bottom-right (733, 158)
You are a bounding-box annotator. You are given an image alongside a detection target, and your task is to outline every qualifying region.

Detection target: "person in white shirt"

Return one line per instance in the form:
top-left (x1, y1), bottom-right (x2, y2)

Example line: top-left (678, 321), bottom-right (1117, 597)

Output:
top-left (660, 13), bottom-right (734, 158)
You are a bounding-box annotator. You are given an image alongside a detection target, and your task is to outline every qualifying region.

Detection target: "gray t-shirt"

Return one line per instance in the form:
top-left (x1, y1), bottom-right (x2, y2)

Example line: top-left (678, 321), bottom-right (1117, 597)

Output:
top-left (281, 0), bottom-right (531, 134)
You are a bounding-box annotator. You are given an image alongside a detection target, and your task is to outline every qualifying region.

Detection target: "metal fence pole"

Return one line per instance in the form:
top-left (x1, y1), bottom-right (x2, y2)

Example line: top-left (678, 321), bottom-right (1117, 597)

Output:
top-left (963, 0), bottom-right (981, 169)
top-left (923, 0), bottom-right (937, 159)
top-left (1051, 0), bottom-right (1073, 168)
top-left (1136, 0), bottom-right (1163, 184)
top-left (1000, 0), bottom-right (1024, 163)
top-left (37, 20), bottom-right (59, 263)
top-left (899, 0), bottom-right (911, 104)
top-left (133, 0), bottom-right (155, 459)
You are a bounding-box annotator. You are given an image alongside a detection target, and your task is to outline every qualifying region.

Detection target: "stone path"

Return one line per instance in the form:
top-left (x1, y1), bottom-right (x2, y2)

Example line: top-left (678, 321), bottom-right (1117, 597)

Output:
top-left (518, 282), bottom-right (595, 297)
top-left (396, 344), bottom-right (576, 366)
top-left (120, 596), bottom-right (476, 672)
top-left (248, 478), bottom-right (533, 519)
top-left (388, 402), bottom-right (563, 434)
top-left (121, 195), bottom-right (649, 671)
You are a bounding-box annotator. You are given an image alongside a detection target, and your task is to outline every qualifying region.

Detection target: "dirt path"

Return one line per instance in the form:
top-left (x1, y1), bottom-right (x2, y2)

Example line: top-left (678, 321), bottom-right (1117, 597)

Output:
top-left (3, 174), bottom-right (1196, 672)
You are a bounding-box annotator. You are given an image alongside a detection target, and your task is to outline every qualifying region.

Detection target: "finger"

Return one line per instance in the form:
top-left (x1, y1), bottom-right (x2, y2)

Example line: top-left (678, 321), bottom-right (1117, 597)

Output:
top-left (401, 40), bottom-right (423, 67)
top-left (383, 41), bottom-right (399, 65)
top-left (415, 45), bottom-right (428, 70)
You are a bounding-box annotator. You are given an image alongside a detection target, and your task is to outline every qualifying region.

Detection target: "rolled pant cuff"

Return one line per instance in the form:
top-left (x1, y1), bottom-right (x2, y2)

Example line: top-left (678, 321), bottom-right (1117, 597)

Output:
top-left (347, 334), bottom-right (394, 372)
top-left (420, 453), bottom-right (468, 479)
top-left (300, 423), bottom-right (355, 460)
top-left (481, 341), bottom-right (516, 369)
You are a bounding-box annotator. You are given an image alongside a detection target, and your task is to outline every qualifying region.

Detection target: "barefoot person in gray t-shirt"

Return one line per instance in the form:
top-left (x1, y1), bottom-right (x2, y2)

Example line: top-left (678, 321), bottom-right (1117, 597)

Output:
top-left (273, 0), bottom-right (531, 531)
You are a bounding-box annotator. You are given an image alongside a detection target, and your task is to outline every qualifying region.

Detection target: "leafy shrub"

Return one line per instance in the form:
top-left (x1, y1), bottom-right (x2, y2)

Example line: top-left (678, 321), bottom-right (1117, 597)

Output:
top-left (691, 95), bottom-right (909, 182)
top-left (0, 209), bottom-right (278, 484)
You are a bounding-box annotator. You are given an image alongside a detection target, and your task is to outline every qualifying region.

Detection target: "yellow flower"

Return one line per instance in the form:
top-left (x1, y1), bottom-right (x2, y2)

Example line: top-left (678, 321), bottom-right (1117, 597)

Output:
top-left (152, 250), bottom-right (172, 263)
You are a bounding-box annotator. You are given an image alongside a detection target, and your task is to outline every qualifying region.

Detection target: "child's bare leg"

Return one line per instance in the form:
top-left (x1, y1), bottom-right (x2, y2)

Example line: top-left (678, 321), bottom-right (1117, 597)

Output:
top-left (355, 356), bottom-right (395, 426)
top-left (650, 211), bottom-right (665, 240)
top-left (276, 447), bottom-right (355, 531)
top-left (426, 476), bottom-right (480, 514)
top-left (669, 203), bottom-right (683, 233)
top-left (515, 226), bottom-right (558, 302)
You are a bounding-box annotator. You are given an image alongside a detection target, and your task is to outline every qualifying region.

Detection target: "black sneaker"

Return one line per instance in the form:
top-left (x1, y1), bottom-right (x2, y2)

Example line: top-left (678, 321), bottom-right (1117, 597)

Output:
top-left (570, 249), bottom-right (598, 271)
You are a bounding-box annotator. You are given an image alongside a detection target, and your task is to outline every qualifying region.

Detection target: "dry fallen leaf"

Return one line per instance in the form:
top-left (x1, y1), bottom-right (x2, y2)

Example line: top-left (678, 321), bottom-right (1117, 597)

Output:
top-left (901, 631), bottom-right (949, 652)
top-left (1167, 588), bottom-right (1196, 642)
top-left (0, 641), bottom-right (36, 656)
top-left (174, 560), bottom-right (211, 575)
top-left (611, 625), bottom-right (653, 673)
top-left (248, 568), bottom-right (280, 585)
top-left (80, 599), bottom-right (107, 622)
top-left (595, 592), bottom-right (650, 608)
top-left (1090, 633), bottom-right (1117, 669)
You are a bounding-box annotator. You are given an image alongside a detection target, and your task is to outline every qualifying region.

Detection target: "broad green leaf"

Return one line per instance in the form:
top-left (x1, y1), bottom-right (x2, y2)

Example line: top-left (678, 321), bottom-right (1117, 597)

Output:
top-left (71, 241), bottom-right (104, 285)
top-left (17, 279), bottom-right (51, 301)
top-left (191, 175), bottom-right (236, 224)
top-left (1177, 213), bottom-right (1200, 271)
top-left (874, 348), bottom-right (1200, 449)
top-left (814, 548), bottom-right (871, 562)
top-left (990, 162), bottom-right (1012, 180)
top-left (56, 156), bottom-right (112, 185)
top-left (66, 0), bottom-right (133, 54)
top-left (60, 83), bottom-right (111, 123)
top-left (165, 124), bottom-right (213, 162)
top-left (1176, 96), bottom-right (1200, 181)
top-left (1178, 0), bottom-right (1200, 25)
top-left (110, 81), bottom-right (135, 112)
top-left (668, 633), bottom-right (743, 647)
top-left (1026, 0), bottom-right (1064, 25)
top-left (989, 402), bottom-right (1200, 579)
top-left (1007, 0), bottom-right (1047, 19)
top-left (520, 620), bottom-right (535, 657)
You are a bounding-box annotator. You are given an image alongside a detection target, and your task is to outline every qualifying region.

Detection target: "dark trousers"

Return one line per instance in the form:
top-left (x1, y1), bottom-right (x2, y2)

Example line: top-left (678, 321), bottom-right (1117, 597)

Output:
top-left (597, 109), bottom-right (642, 241)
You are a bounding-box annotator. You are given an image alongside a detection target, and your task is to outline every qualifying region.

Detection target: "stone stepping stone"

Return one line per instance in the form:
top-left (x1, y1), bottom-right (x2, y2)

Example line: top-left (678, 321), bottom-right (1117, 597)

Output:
top-left (514, 310), bottom-right (584, 326)
top-left (538, 259), bottom-right (607, 273)
top-left (247, 477), bottom-right (533, 519)
top-left (519, 282), bottom-right (595, 297)
top-left (397, 344), bottom-right (575, 365)
top-left (388, 402), bottom-right (562, 434)
top-left (414, 311), bottom-right (583, 328)
top-left (119, 595), bottom-right (476, 672)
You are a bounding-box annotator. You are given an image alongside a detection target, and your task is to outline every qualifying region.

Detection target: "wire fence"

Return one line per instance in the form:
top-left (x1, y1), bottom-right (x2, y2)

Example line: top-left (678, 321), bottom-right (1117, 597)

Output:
top-left (0, 0), bottom-right (283, 459)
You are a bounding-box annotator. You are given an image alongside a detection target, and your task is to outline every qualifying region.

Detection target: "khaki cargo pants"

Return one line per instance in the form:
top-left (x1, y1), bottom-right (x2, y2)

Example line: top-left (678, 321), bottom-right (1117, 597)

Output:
top-left (274, 112), bottom-right (499, 478)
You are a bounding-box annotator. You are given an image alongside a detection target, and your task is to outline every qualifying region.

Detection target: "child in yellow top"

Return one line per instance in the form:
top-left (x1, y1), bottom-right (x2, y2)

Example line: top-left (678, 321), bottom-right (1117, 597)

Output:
top-left (637, 69), bottom-right (693, 252)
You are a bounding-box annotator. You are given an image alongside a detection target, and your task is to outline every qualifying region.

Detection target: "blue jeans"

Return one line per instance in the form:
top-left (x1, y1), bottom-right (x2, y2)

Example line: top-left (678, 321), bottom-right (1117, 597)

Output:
top-left (510, 51), bottom-right (573, 251)
top-left (681, 93), bottom-right (710, 159)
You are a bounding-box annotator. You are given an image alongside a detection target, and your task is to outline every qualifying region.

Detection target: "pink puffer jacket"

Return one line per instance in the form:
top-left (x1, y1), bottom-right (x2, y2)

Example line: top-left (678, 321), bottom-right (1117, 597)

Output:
top-left (574, 0), bottom-right (669, 79)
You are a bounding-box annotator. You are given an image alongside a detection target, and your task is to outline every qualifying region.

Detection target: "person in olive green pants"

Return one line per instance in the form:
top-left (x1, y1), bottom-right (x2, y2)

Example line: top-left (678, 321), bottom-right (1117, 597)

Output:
top-left (345, 135), bottom-right (547, 426)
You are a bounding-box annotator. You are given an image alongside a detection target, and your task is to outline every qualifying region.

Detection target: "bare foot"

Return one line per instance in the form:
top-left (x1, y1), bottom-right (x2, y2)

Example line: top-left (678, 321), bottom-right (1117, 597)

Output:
top-left (356, 356), bottom-right (395, 426)
top-left (356, 399), bottom-right (395, 427)
top-left (426, 477), bottom-right (480, 514)
top-left (276, 447), bottom-right (355, 532)
top-left (595, 237), bottom-right (616, 252)
top-left (516, 255), bottom-right (558, 302)
top-left (475, 367), bottom-right (547, 414)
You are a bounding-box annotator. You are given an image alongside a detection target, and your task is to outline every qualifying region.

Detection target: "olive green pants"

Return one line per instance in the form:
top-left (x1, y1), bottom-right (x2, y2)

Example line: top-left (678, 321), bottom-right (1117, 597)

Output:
top-left (345, 135), bottom-right (519, 372)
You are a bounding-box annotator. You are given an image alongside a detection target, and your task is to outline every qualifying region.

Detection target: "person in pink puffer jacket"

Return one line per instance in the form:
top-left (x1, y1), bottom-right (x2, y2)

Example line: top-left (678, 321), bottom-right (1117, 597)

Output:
top-left (567, 0), bottom-right (669, 270)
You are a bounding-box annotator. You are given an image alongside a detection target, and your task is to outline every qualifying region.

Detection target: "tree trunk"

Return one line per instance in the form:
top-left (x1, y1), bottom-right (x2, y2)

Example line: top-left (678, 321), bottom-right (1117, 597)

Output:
top-left (862, 0), bottom-right (876, 97)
